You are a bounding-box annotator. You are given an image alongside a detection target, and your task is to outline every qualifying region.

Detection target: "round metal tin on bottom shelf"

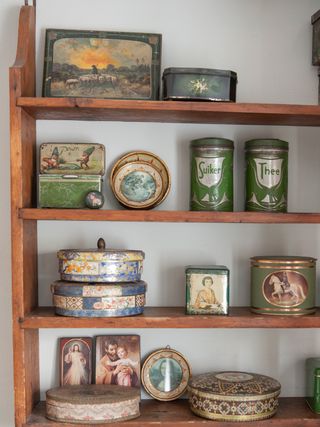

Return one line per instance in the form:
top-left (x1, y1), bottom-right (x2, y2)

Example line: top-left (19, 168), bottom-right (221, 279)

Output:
top-left (250, 256), bottom-right (316, 316)
top-left (46, 384), bottom-right (140, 424)
top-left (188, 371), bottom-right (281, 422)
top-left (52, 281), bottom-right (147, 317)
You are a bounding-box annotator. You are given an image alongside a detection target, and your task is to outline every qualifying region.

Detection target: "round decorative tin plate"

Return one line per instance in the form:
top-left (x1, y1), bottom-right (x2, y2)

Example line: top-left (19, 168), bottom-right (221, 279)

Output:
top-left (141, 346), bottom-right (191, 401)
top-left (188, 371), bottom-right (281, 422)
top-left (46, 384), bottom-right (140, 424)
top-left (110, 151), bottom-right (170, 209)
top-left (112, 161), bottom-right (163, 209)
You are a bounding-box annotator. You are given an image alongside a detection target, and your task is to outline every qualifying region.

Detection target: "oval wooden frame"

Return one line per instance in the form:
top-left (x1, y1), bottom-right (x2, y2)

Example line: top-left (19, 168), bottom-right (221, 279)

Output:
top-left (141, 347), bottom-right (191, 401)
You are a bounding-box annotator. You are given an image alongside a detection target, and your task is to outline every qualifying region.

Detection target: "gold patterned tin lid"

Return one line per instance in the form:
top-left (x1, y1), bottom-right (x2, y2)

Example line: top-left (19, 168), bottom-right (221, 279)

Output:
top-left (46, 384), bottom-right (140, 404)
top-left (188, 372), bottom-right (281, 397)
top-left (57, 238), bottom-right (145, 262)
top-left (251, 256), bottom-right (316, 268)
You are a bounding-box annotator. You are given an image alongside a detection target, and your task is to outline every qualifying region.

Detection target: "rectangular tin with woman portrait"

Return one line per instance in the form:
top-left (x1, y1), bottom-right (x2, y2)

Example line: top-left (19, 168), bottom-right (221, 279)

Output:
top-left (60, 337), bottom-right (93, 386)
top-left (186, 265), bottom-right (229, 315)
top-left (95, 335), bottom-right (140, 388)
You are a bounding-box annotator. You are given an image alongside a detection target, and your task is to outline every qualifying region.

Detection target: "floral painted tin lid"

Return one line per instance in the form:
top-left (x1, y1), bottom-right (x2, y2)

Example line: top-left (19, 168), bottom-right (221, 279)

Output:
top-left (57, 238), bottom-right (145, 262)
top-left (163, 67), bottom-right (237, 79)
top-left (188, 371), bottom-right (281, 397)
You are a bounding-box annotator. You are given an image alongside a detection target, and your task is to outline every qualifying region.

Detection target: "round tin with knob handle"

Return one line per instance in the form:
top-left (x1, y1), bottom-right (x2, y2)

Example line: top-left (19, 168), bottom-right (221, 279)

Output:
top-left (57, 238), bottom-right (145, 283)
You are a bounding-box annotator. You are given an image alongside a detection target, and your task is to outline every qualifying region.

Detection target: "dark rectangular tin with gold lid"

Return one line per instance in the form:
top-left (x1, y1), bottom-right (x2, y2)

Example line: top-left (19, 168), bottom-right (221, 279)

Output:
top-left (250, 256), bottom-right (316, 316)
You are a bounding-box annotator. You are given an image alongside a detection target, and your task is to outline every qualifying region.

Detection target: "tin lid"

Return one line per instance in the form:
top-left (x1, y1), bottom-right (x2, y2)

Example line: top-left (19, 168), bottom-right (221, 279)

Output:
top-left (190, 138), bottom-right (234, 149)
top-left (245, 139), bottom-right (288, 150)
top-left (57, 238), bottom-right (145, 262)
top-left (163, 67), bottom-right (237, 79)
top-left (46, 384), bottom-right (140, 404)
top-left (311, 9), bottom-right (320, 24)
top-left (40, 143), bottom-right (105, 175)
top-left (250, 256), bottom-right (317, 264)
top-left (186, 265), bottom-right (229, 272)
top-left (52, 280), bottom-right (147, 296)
top-left (188, 371), bottom-right (281, 397)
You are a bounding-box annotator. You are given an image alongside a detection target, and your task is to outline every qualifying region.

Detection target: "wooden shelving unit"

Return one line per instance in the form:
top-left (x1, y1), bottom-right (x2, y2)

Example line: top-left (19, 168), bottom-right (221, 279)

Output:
top-left (9, 2), bottom-right (320, 427)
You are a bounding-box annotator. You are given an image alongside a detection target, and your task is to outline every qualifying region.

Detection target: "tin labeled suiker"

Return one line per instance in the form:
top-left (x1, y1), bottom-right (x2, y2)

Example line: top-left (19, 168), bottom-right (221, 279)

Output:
top-left (58, 238), bottom-right (144, 283)
top-left (188, 371), bottom-right (281, 422)
top-left (162, 67), bottom-right (237, 102)
top-left (52, 280), bottom-right (147, 317)
top-left (245, 139), bottom-right (288, 212)
top-left (250, 256), bottom-right (316, 316)
top-left (190, 138), bottom-right (234, 211)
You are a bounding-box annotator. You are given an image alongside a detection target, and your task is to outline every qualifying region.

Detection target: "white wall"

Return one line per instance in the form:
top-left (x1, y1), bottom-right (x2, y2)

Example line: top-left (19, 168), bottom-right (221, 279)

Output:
top-left (1, 0), bottom-right (320, 425)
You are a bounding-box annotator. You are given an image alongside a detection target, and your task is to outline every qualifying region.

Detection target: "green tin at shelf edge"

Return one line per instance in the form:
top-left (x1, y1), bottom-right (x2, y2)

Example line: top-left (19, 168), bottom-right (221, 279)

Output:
top-left (306, 358), bottom-right (320, 413)
top-left (190, 138), bottom-right (234, 211)
top-left (245, 139), bottom-right (288, 212)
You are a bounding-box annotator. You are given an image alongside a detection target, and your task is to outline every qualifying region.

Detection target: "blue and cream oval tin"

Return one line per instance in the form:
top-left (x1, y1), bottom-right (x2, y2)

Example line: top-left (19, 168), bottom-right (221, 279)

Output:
top-left (52, 281), bottom-right (147, 317)
top-left (57, 240), bottom-right (145, 283)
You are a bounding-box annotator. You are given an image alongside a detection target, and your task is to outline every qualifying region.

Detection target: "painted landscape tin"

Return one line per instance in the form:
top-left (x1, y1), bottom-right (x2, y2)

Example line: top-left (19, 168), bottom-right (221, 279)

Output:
top-left (57, 239), bottom-right (144, 283)
top-left (46, 384), bottom-right (140, 423)
top-left (190, 138), bottom-right (233, 211)
top-left (186, 265), bottom-right (229, 315)
top-left (188, 371), bottom-right (281, 422)
top-left (52, 281), bottom-right (147, 317)
top-left (162, 67), bottom-right (237, 101)
top-left (306, 358), bottom-right (320, 413)
top-left (245, 139), bottom-right (288, 212)
top-left (250, 256), bottom-right (316, 315)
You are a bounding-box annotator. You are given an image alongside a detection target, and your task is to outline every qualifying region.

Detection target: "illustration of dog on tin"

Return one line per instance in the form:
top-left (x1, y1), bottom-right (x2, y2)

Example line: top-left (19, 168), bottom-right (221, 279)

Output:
top-left (266, 271), bottom-right (307, 306)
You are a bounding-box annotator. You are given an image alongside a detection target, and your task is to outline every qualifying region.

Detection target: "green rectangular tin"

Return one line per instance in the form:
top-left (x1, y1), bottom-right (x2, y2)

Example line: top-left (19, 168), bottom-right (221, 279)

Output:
top-left (312, 10), bottom-right (320, 66)
top-left (39, 174), bottom-right (102, 208)
top-left (250, 256), bottom-right (316, 316)
top-left (306, 358), bottom-right (320, 413)
top-left (186, 265), bottom-right (229, 315)
top-left (162, 67), bottom-right (237, 101)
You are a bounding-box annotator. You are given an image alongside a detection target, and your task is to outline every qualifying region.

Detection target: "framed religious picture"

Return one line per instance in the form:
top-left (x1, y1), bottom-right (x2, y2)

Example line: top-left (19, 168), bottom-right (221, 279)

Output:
top-left (60, 337), bottom-right (93, 386)
top-left (42, 29), bottom-right (162, 100)
top-left (141, 346), bottom-right (191, 401)
top-left (186, 265), bottom-right (229, 315)
top-left (95, 335), bottom-right (141, 388)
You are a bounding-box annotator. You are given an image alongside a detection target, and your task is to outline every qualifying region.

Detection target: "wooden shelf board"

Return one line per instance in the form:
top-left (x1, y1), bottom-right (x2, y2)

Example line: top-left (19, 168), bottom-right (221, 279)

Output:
top-left (25, 398), bottom-right (320, 427)
top-left (21, 307), bottom-right (320, 329)
top-left (17, 97), bottom-right (320, 126)
top-left (19, 209), bottom-right (320, 223)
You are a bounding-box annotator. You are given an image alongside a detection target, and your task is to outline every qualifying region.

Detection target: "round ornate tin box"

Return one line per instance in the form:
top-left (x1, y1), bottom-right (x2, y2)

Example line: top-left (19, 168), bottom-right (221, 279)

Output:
top-left (57, 238), bottom-right (144, 283)
top-left (46, 384), bottom-right (140, 424)
top-left (52, 280), bottom-right (147, 317)
top-left (188, 371), bottom-right (281, 422)
top-left (190, 138), bottom-right (234, 211)
top-left (245, 139), bottom-right (288, 212)
top-left (251, 256), bottom-right (316, 315)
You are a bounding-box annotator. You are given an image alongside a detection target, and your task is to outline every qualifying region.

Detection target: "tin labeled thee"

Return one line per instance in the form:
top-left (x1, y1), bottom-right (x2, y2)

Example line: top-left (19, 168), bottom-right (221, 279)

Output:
top-left (190, 138), bottom-right (234, 211)
top-left (251, 256), bottom-right (316, 315)
top-left (245, 139), bottom-right (288, 212)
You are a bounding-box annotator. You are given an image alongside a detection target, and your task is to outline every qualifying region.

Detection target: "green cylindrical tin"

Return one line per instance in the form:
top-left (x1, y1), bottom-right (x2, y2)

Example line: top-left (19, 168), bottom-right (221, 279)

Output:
top-left (245, 139), bottom-right (288, 212)
top-left (250, 256), bottom-right (316, 316)
top-left (190, 138), bottom-right (234, 211)
top-left (306, 358), bottom-right (320, 413)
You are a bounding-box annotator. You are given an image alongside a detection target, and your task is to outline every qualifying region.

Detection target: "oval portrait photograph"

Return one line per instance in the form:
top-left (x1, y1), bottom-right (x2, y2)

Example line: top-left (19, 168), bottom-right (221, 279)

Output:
top-left (141, 347), bottom-right (191, 401)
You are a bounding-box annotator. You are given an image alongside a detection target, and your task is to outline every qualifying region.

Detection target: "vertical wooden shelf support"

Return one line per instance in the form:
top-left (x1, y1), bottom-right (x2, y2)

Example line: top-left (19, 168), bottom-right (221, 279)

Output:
top-left (10, 4), bottom-right (38, 427)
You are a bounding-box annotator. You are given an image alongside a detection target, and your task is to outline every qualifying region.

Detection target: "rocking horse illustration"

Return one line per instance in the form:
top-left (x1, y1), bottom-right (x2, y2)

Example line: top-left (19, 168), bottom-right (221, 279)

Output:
top-left (268, 272), bottom-right (306, 305)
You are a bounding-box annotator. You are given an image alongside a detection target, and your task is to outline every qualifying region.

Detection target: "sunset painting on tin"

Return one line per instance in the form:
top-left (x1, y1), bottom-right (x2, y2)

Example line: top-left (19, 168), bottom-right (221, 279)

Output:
top-left (43, 29), bottom-right (161, 100)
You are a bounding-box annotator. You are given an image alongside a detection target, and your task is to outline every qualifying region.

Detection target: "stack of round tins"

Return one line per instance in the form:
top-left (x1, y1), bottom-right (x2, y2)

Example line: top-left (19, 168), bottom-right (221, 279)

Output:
top-left (52, 238), bottom-right (147, 317)
top-left (46, 384), bottom-right (140, 423)
top-left (188, 371), bottom-right (281, 422)
top-left (110, 151), bottom-right (171, 209)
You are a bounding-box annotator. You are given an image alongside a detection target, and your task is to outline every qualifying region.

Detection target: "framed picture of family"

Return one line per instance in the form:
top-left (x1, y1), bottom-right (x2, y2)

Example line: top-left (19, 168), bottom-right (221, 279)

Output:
top-left (42, 29), bottom-right (162, 100)
top-left (59, 337), bottom-right (93, 386)
top-left (95, 335), bottom-right (140, 388)
top-left (141, 346), bottom-right (191, 401)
